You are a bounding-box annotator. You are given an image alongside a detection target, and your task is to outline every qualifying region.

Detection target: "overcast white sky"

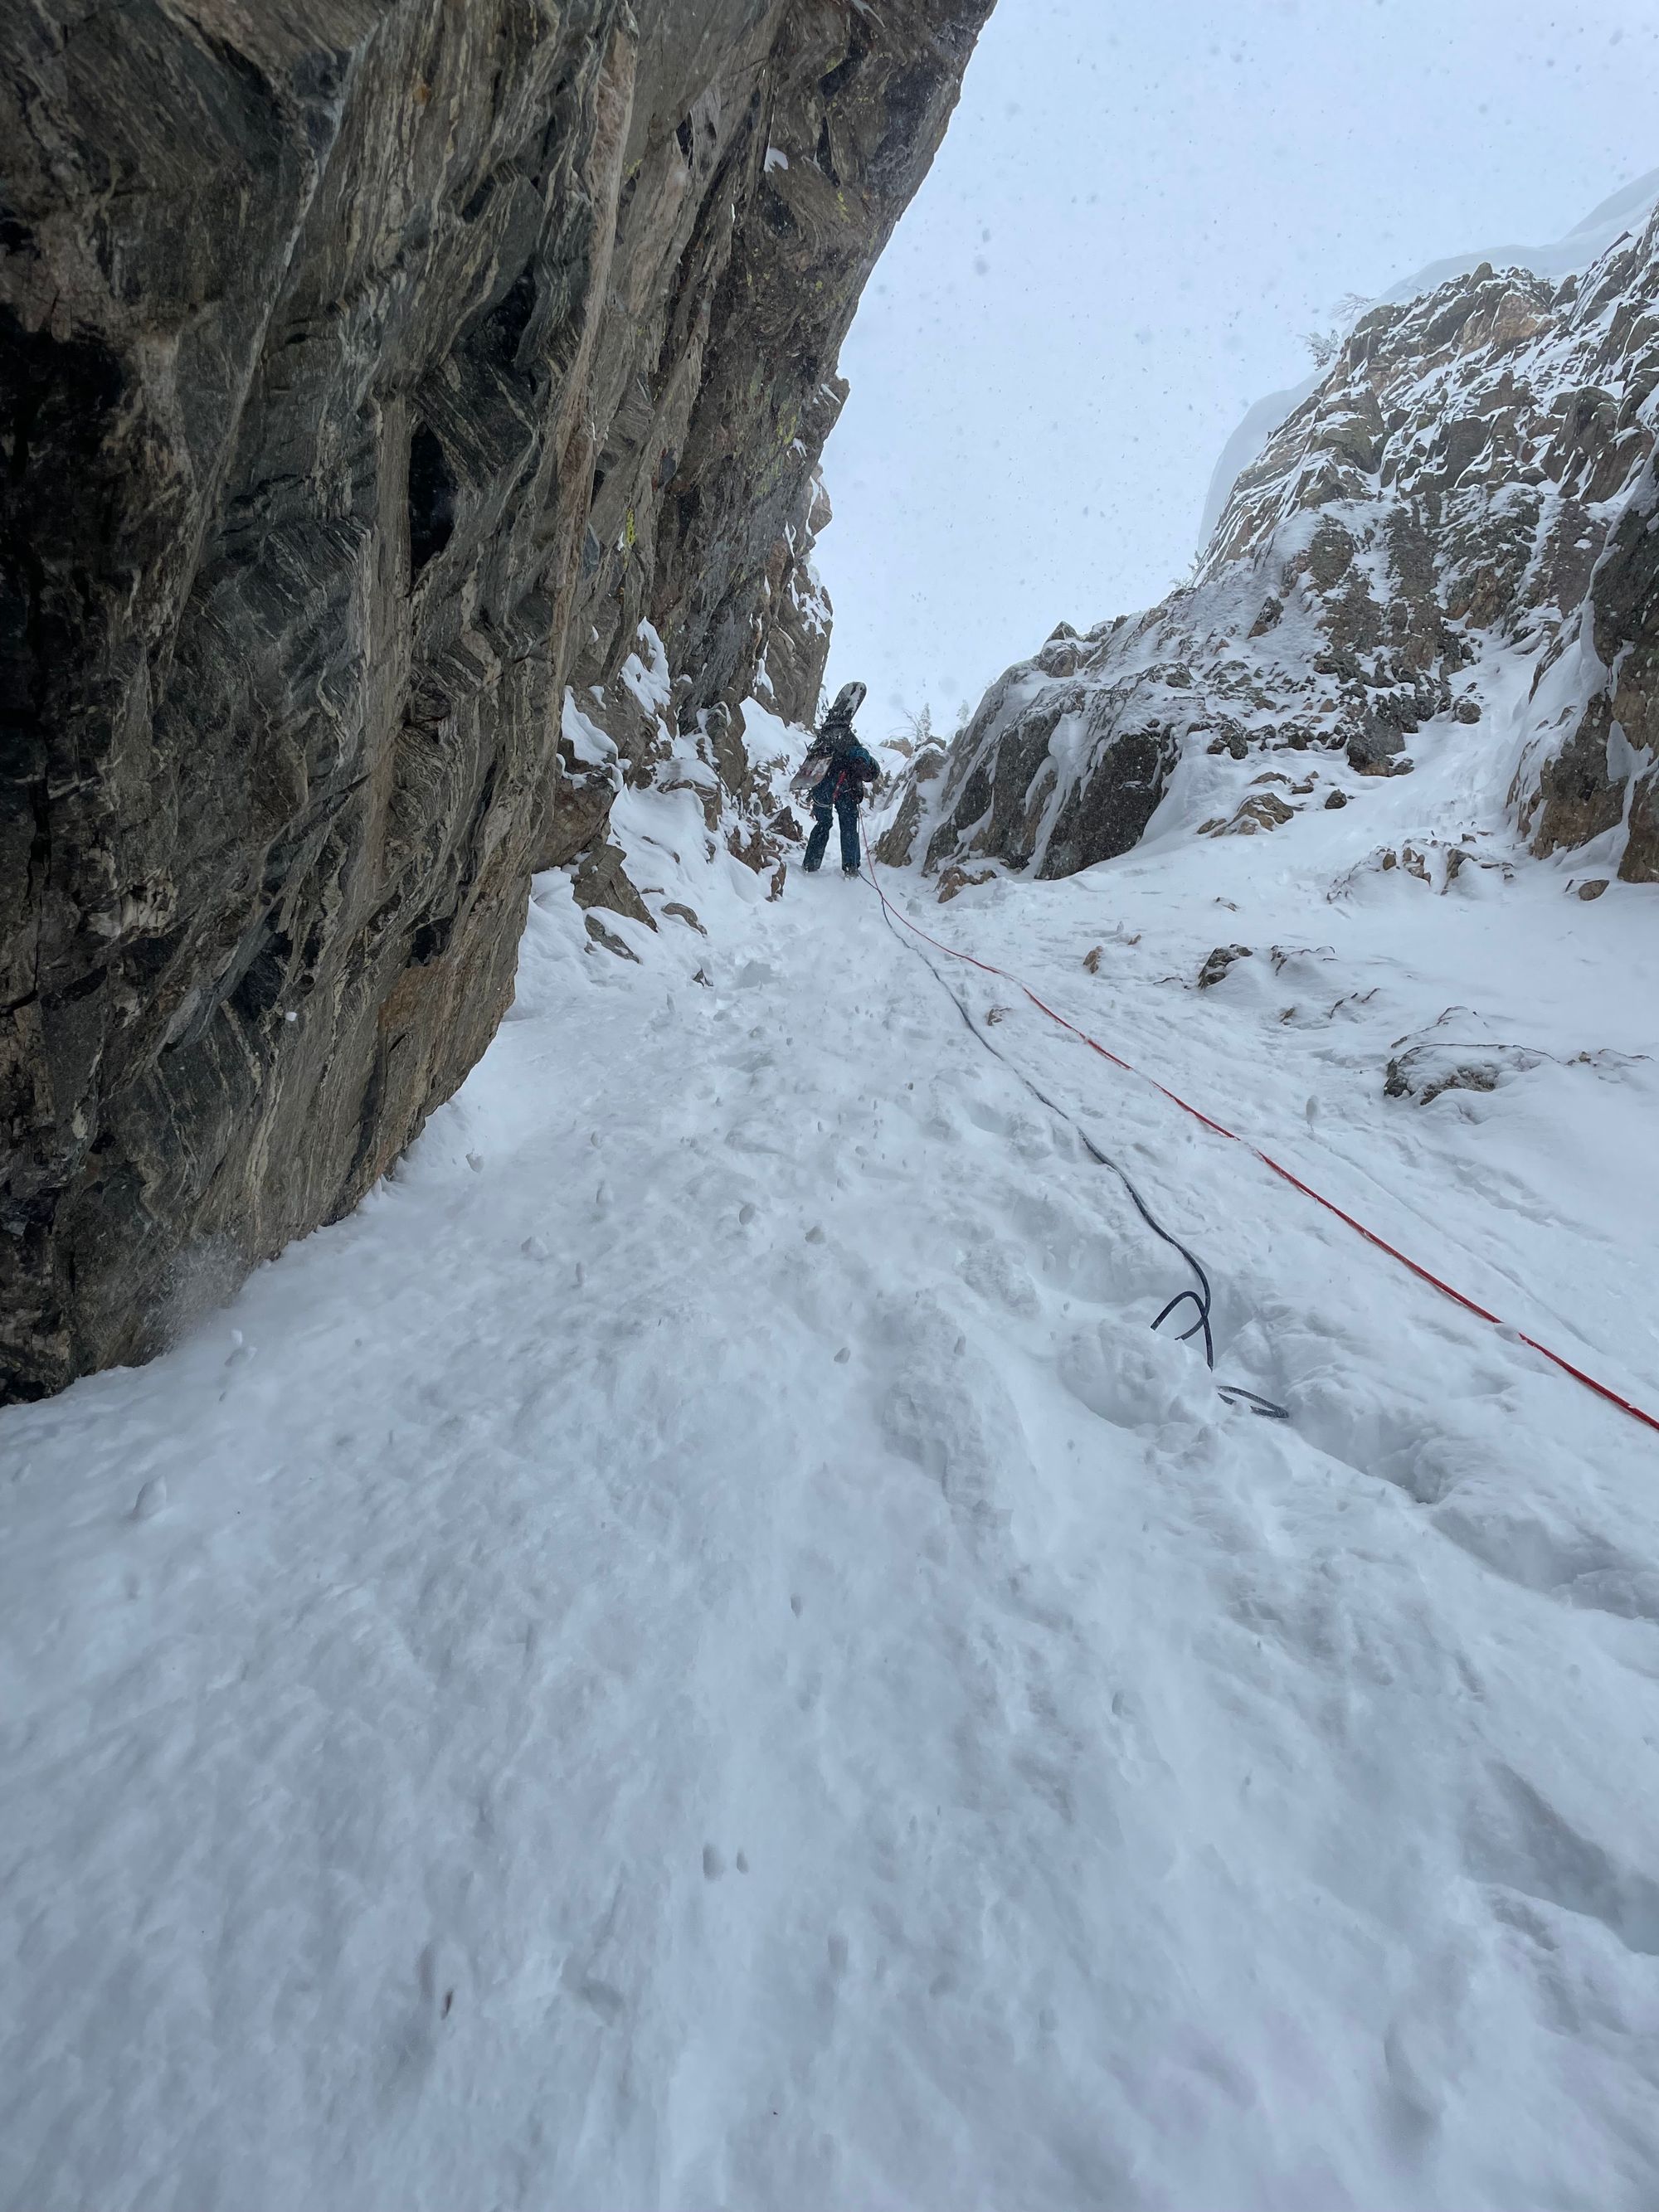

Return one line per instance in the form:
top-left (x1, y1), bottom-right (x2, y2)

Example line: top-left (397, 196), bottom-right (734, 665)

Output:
top-left (815, 0), bottom-right (1659, 739)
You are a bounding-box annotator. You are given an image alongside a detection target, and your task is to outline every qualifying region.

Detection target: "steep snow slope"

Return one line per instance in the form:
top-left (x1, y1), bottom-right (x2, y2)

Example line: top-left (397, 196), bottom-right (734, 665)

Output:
top-left (900, 204), bottom-right (1659, 889)
top-left (3, 739), bottom-right (1658, 2210)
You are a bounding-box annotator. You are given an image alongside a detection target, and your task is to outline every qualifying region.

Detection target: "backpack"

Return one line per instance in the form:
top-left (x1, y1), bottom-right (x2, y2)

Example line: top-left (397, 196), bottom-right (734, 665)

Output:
top-left (791, 717), bottom-right (876, 805)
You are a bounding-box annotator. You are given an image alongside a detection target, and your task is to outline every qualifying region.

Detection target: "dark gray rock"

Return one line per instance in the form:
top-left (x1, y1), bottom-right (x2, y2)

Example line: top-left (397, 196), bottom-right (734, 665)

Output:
top-left (0, 0), bottom-right (993, 1401)
top-left (1039, 719), bottom-right (1177, 877)
top-left (919, 669), bottom-right (1178, 882)
top-left (1197, 945), bottom-right (1253, 989)
top-left (1347, 716), bottom-right (1409, 774)
top-left (1523, 449), bottom-right (1659, 882)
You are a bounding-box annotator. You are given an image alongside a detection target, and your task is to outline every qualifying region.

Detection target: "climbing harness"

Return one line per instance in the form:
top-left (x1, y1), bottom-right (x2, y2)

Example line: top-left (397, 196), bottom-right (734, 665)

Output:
top-left (864, 860), bottom-right (1289, 1420)
top-left (862, 857), bottom-right (1659, 1441)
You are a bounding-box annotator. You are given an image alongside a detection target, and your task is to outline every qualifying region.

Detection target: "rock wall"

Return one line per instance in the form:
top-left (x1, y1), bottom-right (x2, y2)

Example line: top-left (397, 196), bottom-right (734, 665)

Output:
top-left (893, 207), bottom-right (1659, 888)
top-left (1519, 443), bottom-right (1659, 878)
top-left (0, 0), bottom-right (993, 1402)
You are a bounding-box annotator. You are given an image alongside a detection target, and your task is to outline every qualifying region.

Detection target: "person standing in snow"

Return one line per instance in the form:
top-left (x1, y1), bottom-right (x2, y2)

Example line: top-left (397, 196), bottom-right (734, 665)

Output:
top-left (796, 682), bottom-right (880, 877)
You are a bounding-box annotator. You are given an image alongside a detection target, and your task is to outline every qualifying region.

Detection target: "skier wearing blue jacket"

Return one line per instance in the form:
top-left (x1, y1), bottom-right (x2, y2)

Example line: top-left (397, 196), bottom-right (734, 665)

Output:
top-left (796, 683), bottom-right (880, 876)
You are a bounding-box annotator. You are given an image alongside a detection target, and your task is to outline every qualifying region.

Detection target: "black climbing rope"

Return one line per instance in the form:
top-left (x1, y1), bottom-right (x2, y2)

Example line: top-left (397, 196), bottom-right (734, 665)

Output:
top-left (867, 874), bottom-right (1290, 1421)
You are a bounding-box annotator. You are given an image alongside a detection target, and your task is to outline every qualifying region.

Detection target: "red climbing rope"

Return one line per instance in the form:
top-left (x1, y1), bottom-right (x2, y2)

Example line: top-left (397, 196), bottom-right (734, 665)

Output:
top-left (864, 858), bottom-right (1659, 1439)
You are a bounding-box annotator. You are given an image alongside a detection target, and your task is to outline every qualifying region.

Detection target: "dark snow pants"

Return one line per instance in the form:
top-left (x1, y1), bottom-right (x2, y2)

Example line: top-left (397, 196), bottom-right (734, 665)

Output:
top-left (805, 794), bottom-right (861, 873)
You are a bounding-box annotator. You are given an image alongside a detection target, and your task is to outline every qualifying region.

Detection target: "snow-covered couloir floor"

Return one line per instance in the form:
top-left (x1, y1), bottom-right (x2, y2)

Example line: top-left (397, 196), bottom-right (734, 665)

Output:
top-left (4, 761), bottom-right (1659, 2211)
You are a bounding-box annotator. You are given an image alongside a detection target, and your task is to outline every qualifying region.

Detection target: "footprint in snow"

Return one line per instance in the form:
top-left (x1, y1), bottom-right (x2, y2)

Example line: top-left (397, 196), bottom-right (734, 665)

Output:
top-left (1470, 1765), bottom-right (1659, 1959)
top-left (560, 1957), bottom-right (626, 2024)
top-left (882, 1363), bottom-right (1025, 1537)
top-left (959, 1234), bottom-right (1040, 1318)
top-left (381, 1938), bottom-right (467, 2098)
top-left (1058, 1324), bottom-right (1211, 1432)
top-left (1432, 1495), bottom-right (1659, 1626)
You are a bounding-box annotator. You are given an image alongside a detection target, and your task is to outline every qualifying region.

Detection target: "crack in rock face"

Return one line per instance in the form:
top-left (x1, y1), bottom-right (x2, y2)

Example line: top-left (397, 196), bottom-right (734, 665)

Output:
top-left (0, 0), bottom-right (995, 1403)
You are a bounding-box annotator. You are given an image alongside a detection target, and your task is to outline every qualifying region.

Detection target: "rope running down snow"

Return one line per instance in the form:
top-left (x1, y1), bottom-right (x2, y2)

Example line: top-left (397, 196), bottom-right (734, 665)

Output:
top-left (861, 857), bottom-right (1289, 1421)
top-left (861, 853), bottom-right (1659, 1441)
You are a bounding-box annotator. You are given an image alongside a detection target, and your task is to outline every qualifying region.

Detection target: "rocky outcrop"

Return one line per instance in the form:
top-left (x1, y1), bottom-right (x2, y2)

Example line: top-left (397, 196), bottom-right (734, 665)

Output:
top-left (0, 0), bottom-right (992, 1402)
top-left (902, 207), bottom-right (1659, 889)
top-left (1519, 446), bottom-right (1659, 881)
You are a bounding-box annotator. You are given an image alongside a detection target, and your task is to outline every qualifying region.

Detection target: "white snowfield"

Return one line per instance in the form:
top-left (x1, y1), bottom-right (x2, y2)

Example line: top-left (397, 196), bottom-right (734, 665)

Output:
top-left (4, 743), bottom-right (1659, 2211)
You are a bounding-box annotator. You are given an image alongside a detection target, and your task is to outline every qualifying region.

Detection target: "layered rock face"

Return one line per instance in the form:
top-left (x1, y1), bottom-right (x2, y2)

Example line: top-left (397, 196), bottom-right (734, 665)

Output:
top-left (0, 0), bottom-right (993, 1400)
top-left (896, 207), bottom-right (1659, 885)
